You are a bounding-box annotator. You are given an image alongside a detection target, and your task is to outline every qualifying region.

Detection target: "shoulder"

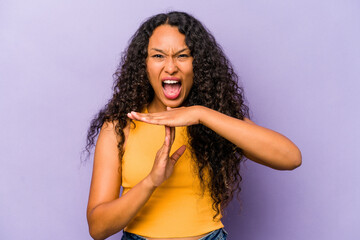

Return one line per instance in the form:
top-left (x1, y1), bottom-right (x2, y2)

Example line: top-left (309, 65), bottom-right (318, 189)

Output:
top-left (98, 121), bottom-right (120, 144)
top-left (94, 121), bottom-right (120, 162)
top-left (99, 120), bottom-right (132, 141)
top-left (97, 120), bottom-right (131, 152)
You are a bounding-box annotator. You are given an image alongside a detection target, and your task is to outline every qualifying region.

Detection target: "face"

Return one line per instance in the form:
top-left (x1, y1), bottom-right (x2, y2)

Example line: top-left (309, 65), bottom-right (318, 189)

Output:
top-left (146, 24), bottom-right (194, 112)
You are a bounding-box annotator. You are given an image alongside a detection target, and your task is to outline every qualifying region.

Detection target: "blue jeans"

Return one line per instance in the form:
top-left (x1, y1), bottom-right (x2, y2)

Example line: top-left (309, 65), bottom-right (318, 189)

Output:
top-left (121, 228), bottom-right (228, 240)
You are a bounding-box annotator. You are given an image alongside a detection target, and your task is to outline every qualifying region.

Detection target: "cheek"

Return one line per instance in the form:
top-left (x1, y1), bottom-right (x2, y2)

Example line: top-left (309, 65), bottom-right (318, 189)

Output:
top-left (147, 62), bottom-right (162, 76)
top-left (181, 62), bottom-right (193, 77)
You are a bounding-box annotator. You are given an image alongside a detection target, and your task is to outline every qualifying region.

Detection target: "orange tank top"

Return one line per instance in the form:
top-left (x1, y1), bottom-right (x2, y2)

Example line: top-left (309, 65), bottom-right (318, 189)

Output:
top-left (121, 112), bottom-right (223, 238)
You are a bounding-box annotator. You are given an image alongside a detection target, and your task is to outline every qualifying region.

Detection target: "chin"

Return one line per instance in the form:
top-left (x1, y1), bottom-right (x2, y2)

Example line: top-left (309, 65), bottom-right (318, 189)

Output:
top-left (160, 92), bottom-right (189, 109)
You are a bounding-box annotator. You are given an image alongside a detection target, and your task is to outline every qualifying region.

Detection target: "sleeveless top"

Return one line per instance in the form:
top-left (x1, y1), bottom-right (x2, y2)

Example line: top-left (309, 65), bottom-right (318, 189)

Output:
top-left (121, 110), bottom-right (223, 238)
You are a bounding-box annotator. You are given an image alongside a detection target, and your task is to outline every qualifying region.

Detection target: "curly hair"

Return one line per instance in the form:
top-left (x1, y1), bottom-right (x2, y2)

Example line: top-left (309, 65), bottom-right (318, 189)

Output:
top-left (85, 11), bottom-right (249, 219)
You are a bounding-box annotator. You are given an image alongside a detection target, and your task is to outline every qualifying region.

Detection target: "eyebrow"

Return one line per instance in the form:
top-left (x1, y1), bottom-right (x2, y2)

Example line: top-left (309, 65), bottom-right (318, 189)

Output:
top-left (150, 48), bottom-right (189, 55)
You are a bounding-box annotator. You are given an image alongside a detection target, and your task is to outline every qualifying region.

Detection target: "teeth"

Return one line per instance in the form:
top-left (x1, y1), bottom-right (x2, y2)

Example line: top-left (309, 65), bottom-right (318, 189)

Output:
top-left (163, 80), bottom-right (179, 84)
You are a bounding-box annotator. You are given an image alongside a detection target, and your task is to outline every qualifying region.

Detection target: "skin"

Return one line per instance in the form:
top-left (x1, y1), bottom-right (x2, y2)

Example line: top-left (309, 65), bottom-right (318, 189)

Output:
top-left (87, 24), bottom-right (302, 240)
top-left (146, 24), bottom-right (194, 112)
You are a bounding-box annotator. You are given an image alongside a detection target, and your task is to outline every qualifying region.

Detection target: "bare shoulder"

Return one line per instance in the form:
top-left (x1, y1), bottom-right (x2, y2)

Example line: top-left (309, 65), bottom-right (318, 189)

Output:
top-left (99, 120), bottom-right (131, 149)
top-left (99, 121), bottom-right (120, 143)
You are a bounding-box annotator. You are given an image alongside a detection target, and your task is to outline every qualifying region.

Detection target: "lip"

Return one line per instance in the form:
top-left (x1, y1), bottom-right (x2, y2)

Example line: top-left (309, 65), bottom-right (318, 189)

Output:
top-left (161, 76), bottom-right (181, 82)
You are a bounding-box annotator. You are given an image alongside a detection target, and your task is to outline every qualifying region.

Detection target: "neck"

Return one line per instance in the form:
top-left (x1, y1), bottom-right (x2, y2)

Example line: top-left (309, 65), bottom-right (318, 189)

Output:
top-left (147, 100), bottom-right (167, 113)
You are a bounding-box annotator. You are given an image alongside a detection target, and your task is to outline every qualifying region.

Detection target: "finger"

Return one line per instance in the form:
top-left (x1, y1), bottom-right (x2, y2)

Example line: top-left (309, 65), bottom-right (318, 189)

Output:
top-left (127, 112), bottom-right (141, 121)
top-left (169, 126), bottom-right (175, 146)
top-left (170, 145), bottom-right (186, 164)
top-left (139, 116), bottom-right (174, 126)
top-left (127, 112), bottom-right (136, 120)
top-left (130, 111), bottom-right (180, 127)
top-left (165, 125), bottom-right (170, 145)
top-left (131, 112), bottom-right (164, 124)
top-left (129, 112), bottom-right (153, 122)
top-left (163, 126), bottom-right (171, 152)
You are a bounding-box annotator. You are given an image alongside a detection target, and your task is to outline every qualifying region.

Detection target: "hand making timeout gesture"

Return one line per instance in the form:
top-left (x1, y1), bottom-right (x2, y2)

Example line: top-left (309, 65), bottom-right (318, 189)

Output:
top-left (148, 124), bottom-right (187, 187)
top-left (128, 105), bottom-right (302, 171)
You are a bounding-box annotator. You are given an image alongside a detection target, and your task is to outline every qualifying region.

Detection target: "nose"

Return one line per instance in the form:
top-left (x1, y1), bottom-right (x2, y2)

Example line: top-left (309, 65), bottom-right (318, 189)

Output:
top-left (164, 57), bottom-right (178, 75)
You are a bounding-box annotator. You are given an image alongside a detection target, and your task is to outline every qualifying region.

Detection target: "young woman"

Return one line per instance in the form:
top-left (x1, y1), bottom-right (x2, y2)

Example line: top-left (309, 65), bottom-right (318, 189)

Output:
top-left (85, 11), bottom-right (301, 240)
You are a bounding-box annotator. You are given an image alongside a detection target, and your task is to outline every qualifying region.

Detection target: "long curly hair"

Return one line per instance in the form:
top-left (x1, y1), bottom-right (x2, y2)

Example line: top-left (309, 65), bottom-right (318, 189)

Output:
top-left (85, 11), bottom-right (249, 219)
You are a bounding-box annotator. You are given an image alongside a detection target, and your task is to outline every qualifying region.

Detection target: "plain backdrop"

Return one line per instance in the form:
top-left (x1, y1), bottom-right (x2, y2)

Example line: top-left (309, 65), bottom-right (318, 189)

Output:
top-left (1, 0), bottom-right (359, 239)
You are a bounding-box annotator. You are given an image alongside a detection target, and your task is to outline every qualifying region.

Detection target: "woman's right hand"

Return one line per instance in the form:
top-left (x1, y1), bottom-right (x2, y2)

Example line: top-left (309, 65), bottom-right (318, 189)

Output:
top-left (146, 126), bottom-right (186, 187)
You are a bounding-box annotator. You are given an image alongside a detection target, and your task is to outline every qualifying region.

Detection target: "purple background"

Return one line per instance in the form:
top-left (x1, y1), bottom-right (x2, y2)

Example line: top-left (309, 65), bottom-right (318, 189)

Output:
top-left (1, 0), bottom-right (359, 239)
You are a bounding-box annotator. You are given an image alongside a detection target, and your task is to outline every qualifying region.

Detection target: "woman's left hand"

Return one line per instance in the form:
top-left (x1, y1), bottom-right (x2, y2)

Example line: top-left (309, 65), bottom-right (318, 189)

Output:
top-left (127, 106), bottom-right (202, 127)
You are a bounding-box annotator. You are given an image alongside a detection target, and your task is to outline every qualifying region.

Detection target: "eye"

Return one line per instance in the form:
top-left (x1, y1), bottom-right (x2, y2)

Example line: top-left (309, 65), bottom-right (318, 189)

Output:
top-left (152, 54), bottom-right (164, 59)
top-left (178, 54), bottom-right (189, 58)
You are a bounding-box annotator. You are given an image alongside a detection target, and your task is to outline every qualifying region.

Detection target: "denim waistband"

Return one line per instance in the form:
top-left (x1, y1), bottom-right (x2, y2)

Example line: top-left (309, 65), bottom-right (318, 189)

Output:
top-left (121, 228), bottom-right (227, 240)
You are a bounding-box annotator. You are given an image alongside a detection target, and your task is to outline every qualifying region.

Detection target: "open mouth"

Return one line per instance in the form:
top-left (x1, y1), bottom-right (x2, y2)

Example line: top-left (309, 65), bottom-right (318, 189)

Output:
top-left (162, 80), bottom-right (182, 100)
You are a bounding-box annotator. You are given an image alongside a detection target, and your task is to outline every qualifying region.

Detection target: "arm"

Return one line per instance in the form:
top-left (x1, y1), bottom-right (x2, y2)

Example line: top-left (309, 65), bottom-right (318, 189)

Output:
top-left (197, 106), bottom-right (302, 170)
top-left (87, 122), bottom-right (185, 240)
top-left (128, 106), bottom-right (302, 170)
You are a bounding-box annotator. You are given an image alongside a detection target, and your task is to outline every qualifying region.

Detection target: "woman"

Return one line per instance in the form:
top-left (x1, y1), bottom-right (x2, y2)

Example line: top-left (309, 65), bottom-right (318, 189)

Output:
top-left (85, 11), bottom-right (301, 240)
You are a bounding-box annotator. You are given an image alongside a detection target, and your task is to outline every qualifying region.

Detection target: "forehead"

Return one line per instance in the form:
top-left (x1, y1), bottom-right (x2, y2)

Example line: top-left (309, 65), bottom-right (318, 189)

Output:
top-left (148, 25), bottom-right (188, 50)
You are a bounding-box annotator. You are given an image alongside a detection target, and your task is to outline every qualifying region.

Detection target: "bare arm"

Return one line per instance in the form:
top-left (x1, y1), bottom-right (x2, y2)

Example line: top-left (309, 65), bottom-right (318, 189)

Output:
top-left (128, 106), bottom-right (302, 170)
top-left (198, 106), bottom-right (302, 170)
top-left (87, 122), bottom-right (185, 240)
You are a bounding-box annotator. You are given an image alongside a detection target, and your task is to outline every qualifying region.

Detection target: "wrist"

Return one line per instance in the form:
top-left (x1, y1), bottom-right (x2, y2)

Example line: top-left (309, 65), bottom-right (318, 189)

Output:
top-left (194, 105), bottom-right (207, 125)
top-left (143, 175), bottom-right (158, 191)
